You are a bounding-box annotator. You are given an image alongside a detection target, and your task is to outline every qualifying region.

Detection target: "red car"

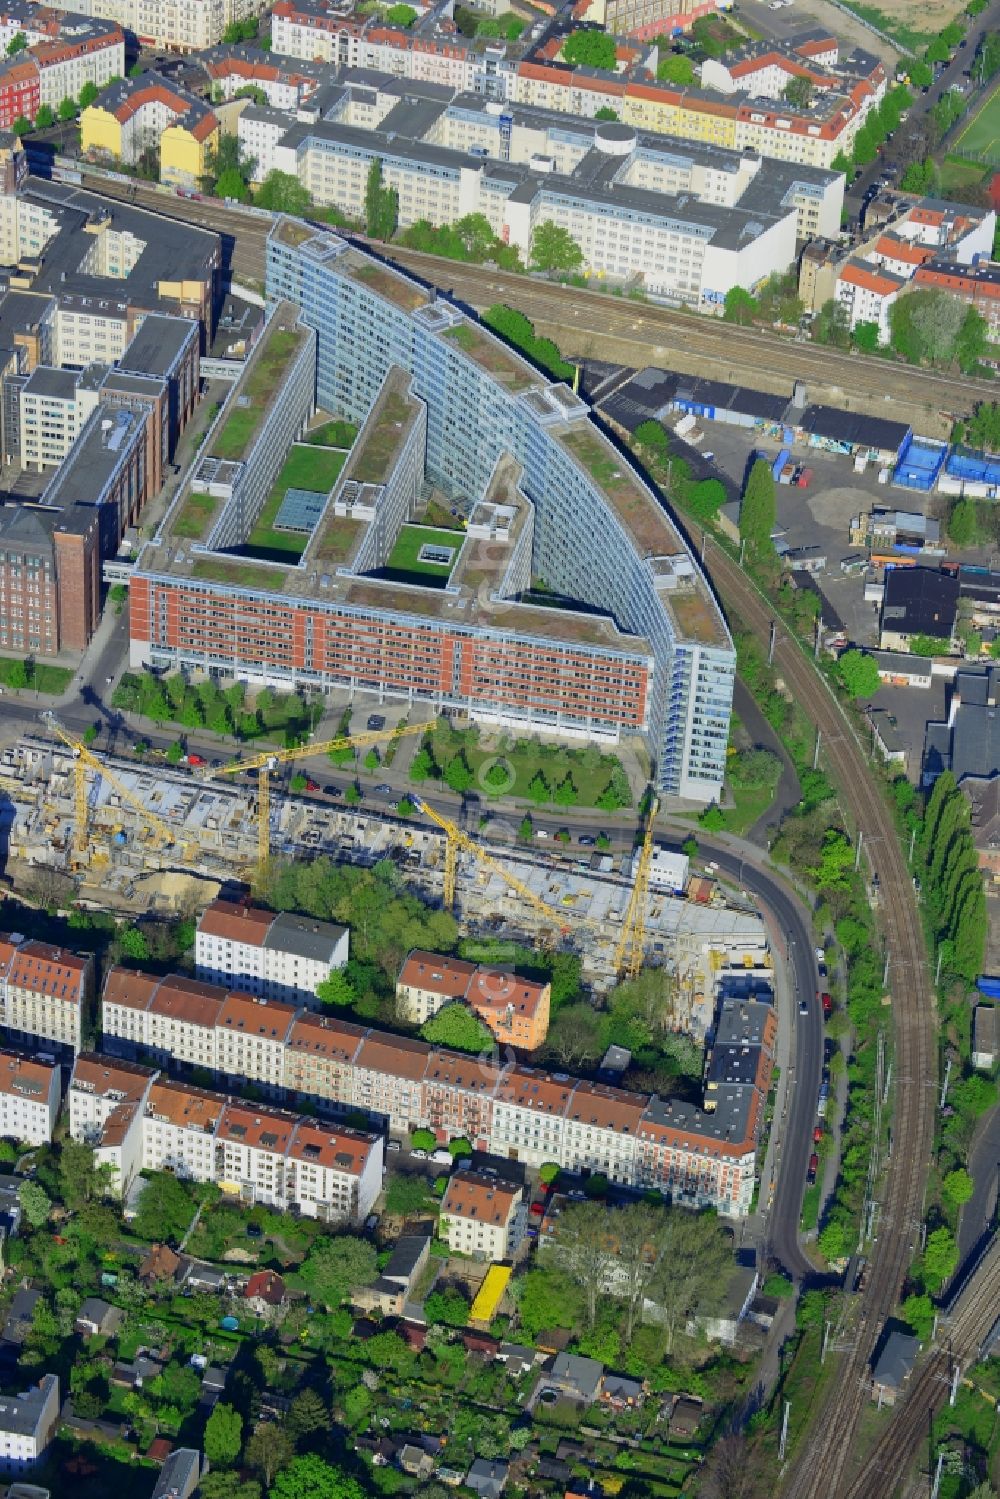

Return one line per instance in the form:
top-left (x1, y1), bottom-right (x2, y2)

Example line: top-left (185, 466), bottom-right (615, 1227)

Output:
top-left (813, 1126), bottom-right (823, 1144)
top-left (304, 778), bottom-right (320, 792)
top-left (821, 992), bottom-right (832, 1018)
top-left (807, 1153), bottom-right (819, 1183)
top-left (529, 1201), bottom-right (545, 1218)
top-left (185, 753), bottom-right (206, 767)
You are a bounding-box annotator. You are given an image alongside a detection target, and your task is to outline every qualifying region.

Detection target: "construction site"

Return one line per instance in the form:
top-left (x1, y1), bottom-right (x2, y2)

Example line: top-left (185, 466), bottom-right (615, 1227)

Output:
top-left (0, 728), bottom-right (769, 1023)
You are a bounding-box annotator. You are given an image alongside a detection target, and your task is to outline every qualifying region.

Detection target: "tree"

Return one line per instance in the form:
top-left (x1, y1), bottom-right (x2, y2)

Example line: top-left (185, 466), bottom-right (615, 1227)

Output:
top-left (514, 1266), bottom-right (583, 1337)
top-left (11, 116), bottom-right (30, 137)
top-left (948, 497), bottom-right (977, 547)
top-left (118, 925), bottom-right (150, 961)
top-left (530, 221), bottom-right (583, 274)
top-left (133, 1172), bottom-right (194, 1244)
top-left (657, 53), bottom-right (694, 84)
top-left (729, 747), bottom-right (781, 789)
top-left (739, 459), bottom-right (776, 559)
top-left (527, 770), bottom-right (551, 805)
top-left (34, 104), bottom-right (54, 129)
top-left (386, 2), bottom-right (417, 22)
top-left (58, 97), bottom-right (76, 122)
top-left (969, 401), bottom-right (1000, 453)
top-left (425, 1286), bottom-right (471, 1326)
top-left (411, 1128), bottom-right (436, 1152)
top-left (815, 297), bottom-right (850, 348)
top-left (270, 1456), bottom-right (366, 1499)
top-left (6, 31), bottom-right (26, 53)
top-left (315, 969), bottom-right (355, 1008)
top-left (409, 746), bottom-right (437, 781)
top-left (782, 74), bottom-right (814, 108)
top-left (595, 105), bottom-right (619, 119)
top-left (635, 419), bottom-right (668, 454)
top-left (836, 648), bottom-right (880, 699)
top-left (852, 319), bottom-right (881, 353)
top-left (286, 1388), bottom-right (329, 1446)
top-left (925, 36), bottom-right (949, 62)
top-left (553, 774), bottom-right (578, 806)
top-left (365, 158), bottom-right (397, 242)
top-left (166, 739), bottom-right (184, 765)
top-left (290, 773), bottom-right (307, 792)
top-left (204, 1403), bottom-right (243, 1468)
top-left (420, 1003), bottom-right (492, 1053)
top-left (255, 169), bottom-right (312, 214)
top-left (18, 1180), bottom-right (51, 1229)
top-left (942, 1167), bottom-right (974, 1206)
top-left (562, 30), bottom-right (617, 68)
top-left (545, 1003), bottom-right (603, 1069)
top-left (444, 751), bottom-right (475, 793)
top-left (909, 59), bottom-right (933, 87)
top-left (215, 166), bottom-right (250, 202)
top-left (921, 1225), bottom-right (958, 1291)
top-left (245, 1423), bottom-right (293, 1486)
top-left (900, 1292), bottom-right (934, 1339)
top-left (723, 286), bottom-right (757, 325)
top-left (647, 1207), bottom-right (732, 1351)
top-left (298, 1235), bottom-right (377, 1307)
top-left (547, 1202), bottom-right (613, 1327)
top-left (810, 828), bottom-right (855, 892)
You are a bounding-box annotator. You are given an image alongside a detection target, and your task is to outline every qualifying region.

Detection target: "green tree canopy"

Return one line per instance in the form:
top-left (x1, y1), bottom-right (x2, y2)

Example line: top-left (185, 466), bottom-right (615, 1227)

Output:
top-left (255, 169), bottom-right (312, 214)
top-left (132, 1171), bottom-right (195, 1244)
top-left (365, 157), bottom-right (398, 241)
top-left (530, 220), bottom-right (584, 273)
top-left (298, 1235), bottom-right (377, 1307)
top-left (948, 497), bottom-right (977, 547)
top-left (204, 1403), bottom-right (243, 1468)
top-left (921, 1225), bottom-right (958, 1291)
top-left (657, 52), bottom-right (694, 83)
top-left (386, 2), bottom-right (417, 22)
top-left (783, 74), bottom-right (813, 107)
top-left (836, 648), bottom-right (880, 699)
top-left (739, 458), bottom-right (776, 558)
top-left (723, 286), bottom-right (756, 325)
top-left (942, 1167), bottom-right (973, 1206)
top-left (969, 401), bottom-right (1000, 453)
top-left (270, 1456), bottom-right (366, 1499)
top-left (315, 969), bottom-right (355, 1009)
top-left (562, 29), bottom-right (617, 68)
top-left (420, 1002), bottom-right (493, 1053)
top-left (18, 1180), bottom-right (51, 1229)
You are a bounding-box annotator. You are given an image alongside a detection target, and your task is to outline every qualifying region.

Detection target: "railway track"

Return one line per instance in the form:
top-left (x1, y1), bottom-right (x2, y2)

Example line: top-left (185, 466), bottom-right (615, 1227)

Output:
top-left (690, 534), bottom-right (937, 1499)
top-left (841, 1238), bottom-right (1000, 1499)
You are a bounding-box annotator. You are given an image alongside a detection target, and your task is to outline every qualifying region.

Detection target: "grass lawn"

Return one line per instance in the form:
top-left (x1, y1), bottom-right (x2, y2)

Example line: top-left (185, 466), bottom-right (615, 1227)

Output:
top-left (939, 155), bottom-right (988, 197)
top-left (212, 326), bottom-right (303, 461)
top-left (212, 406), bottom-right (258, 462)
top-left (306, 418), bottom-right (358, 448)
top-left (0, 656), bottom-right (73, 693)
top-left (718, 780), bottom-right (778, 837)
top-left (192, 557), bottom-right (287, 590)
top-left (242, 447), bottom-right (346, 561)
top-left (423, 498), bottom-right (466, 531)
top-left (421, 722), bottom-right (628, 808)
top-left (383, 523), bottom-right (462, 583)
top-left (352, 390), bottom-right (415, 483)
top-left (956, 84), bottom-right (1000, 160)
top-left (172, 490), bottom-right (219, 542)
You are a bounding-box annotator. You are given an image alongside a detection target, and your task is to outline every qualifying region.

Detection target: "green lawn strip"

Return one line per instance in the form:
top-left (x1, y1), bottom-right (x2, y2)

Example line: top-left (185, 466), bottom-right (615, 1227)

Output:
top-left (800, 1180), bottom-right (821, 1231)
top-left (269, 443), bottom-right (346, 495)
top-left (306, 418), bottom-right (358, 448)
top-left (0, 657), bottom-right (73, 692)
top-left (939, 155), bottom-right (988, 196)
top-left (384, 523), bottom-right (463, 579)
top-left (191, 557), bottom-right (288, 590)
top-left (172, 490), bottom-right (219, 541)
top-left (211, 406), bottom-right (257, 462)
top-left (718, 781), bottom-right (777, 836)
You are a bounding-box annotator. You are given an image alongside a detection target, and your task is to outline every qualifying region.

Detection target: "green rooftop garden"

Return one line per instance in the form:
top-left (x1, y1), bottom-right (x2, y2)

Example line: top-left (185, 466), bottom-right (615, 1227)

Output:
top-left (445, 321), bottom-right (537, 391)
top-left (381, 523), bottom-right (463, 586)
top-left (191, 557), bottom-right (288, 591)
top-left (211, 326), bottom-right (304, 463)
top-left (243, 447), bottom-right (347, 563)
top-left (351, 390), bottom-right (416, 485)
top-left (172, 490), bottom-right (220, 542)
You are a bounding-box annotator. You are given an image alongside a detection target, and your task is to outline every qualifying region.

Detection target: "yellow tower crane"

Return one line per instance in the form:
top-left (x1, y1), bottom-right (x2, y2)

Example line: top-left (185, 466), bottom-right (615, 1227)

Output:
top-left (613, 793), bottom-right (659, 981)
top-left (41, 712), bottom-right (174, 869)
top-left (211, 721), bottom-right (430, 871)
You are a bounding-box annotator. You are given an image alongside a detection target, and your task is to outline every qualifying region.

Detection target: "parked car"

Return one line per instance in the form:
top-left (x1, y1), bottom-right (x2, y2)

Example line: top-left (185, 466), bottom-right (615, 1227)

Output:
top-left (578, 835), bottom-right (596, 846)
top-left (430, 1148), bottom-right (453, 1166)
top-left (821, 992), bottom-right (833, 1018)
top-left (367, 715), bottom-right (386, 731)
top-left (386, 1140), bottom-right (401, 1153)
top-left (411, 1148), bottom-right (428, 1159)
top-left (530, 1201), bottom-right (546, 1217)
top-left (799, 998), bottom-right (809, 1015)
top-left (813, 1125), bottom-right (823, 1144)
top-left (807, 1153), bottom-right (819, 1184)
top-left (322, 785), bottom-right (342, 797)
top-left (374, 783), bottom-right (392, 794)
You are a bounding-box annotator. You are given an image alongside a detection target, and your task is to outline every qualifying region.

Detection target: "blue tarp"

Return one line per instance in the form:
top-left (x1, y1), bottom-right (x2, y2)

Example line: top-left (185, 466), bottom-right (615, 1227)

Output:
top-left (946, 447), bottom-right (1000, 485)
top-left (977, 976), bottom-right (1000, 999)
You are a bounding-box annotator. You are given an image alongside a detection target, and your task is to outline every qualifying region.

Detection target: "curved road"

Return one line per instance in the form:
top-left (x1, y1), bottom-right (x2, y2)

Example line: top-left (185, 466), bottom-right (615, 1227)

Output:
top-left (688, 831), bottom-right (820, 1282)
top-left (686, 530), bottom-right (937, 1499)
top-left (71, 172), bottom-right (987, 423)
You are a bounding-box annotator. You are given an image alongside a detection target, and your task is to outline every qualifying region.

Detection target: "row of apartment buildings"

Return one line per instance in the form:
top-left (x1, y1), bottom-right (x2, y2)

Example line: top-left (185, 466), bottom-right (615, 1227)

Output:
top-left (229, 69), bottom-right (841, 303)
top-left (74, 0), bottom-right (267, 55)
top-left (133, 220), bottom-right (735, 803)
top-left (81, 71), bottom-right (221, 189)
top-left (98, 964), bottom-right (775, 1215)
top-left (0, 2), bottom-right (123, 129)
top-left (269, 9), bottom-right (885, 168)
top-left (68, 1051), bottom-right (384, 1222)
top-left (800, 196), bottom-right (997, 342)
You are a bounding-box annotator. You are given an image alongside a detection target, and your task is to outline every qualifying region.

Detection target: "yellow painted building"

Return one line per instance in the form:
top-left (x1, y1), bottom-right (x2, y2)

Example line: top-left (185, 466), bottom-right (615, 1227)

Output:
top-left (80, 72), bottom-right (219, 188)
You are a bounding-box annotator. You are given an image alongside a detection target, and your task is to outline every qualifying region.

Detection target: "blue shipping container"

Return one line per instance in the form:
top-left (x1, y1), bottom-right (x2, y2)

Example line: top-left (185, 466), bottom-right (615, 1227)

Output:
top-left (772, 448), bottom-right (791, 481)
